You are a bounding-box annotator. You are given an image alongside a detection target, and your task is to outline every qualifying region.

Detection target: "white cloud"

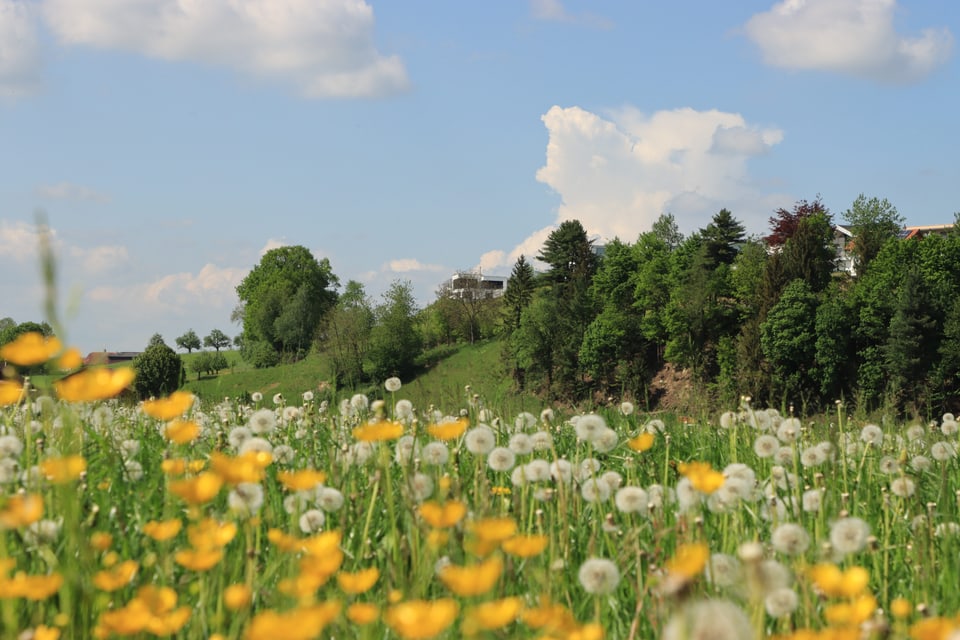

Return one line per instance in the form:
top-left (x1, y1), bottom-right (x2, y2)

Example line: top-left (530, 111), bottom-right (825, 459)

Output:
top-left (259, 238), bottom-right (290, 256)
top-left (384, 259), bottom-right (445, 274)
top-left (0, 219), bottom-right (56, 263)
top-left (530, 0), bottom-right (612, 29)
top-left (88, 263), bottom-right (245, 310)
top-left (36, 181), bottom-right (111, 203)
top-left (0, 0), bottom-right (42, 98)
top-left (479, 104), bottom-right (786, 274)
top-left (69, 244), bottom-right (129, 274)
top-left (743, 0), bottom-right (952, 83)
top-left (41, 0), bottom-right (409, 98)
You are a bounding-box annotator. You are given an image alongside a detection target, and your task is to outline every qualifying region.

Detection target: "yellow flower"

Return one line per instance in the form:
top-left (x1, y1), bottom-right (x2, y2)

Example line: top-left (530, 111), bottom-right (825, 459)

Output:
top-left (384, 599), bottom-right (458, 640)
top-left (210, 451), bottom-right (271, 484)
top-left (0, 572), bottom-right (63, 600)
top-left (346, 602), bottom-right (379, 625)
top-left (427, 417), bottom-right (469, 440)
top-left (664, 542), bottom-right (709, 579)
top-left (143, 519), bottom-right (183, 542)
top-left (142, 391), bottom-right (195, 420)
top-left (824, 593), bottom-right (877, 626)
top-left (468, 517), bottom-right (518, 543)
top-left (55, 366), bottom-right (135, 402)
top-left (0, 332), bottom-right (62, 366)
top-left (890, 597), bottom-right (912, 619)
top-left (352, 420), bottom-right (404, 442)
top-left (224, 583), bottom-right (252, 610)
top-left (187, 518), bottom-right (237, 549)
top-left (90, 531), bottom-right (113, 551)
top-left (0, 380), bottom-right (24, 406)
top-left (299, 530), bottom-right (342, 557)
top-left (277, 469), bottom-right (328, 491)
top-left (55, 347), bottom-right (83, 371)
top-left (267, 528), bottom-right (303, 552)
top-left (809, 563), bottom-right (870, 598)
top-left (419, 500), bottom-right (467, 528)
top-left (28, 626), bottom-right (60, 640)
top-left (627, 432), bottom-right (655, 452)
top-left (439, 555), bottom-right (503, 597)
top-left (169, 472), bottom-right (223, 504)
top-left (501, 534), bottom-right (549, 558)
top-left (677, 461), bottom-right (725, 494)
top-left (0, 494), bottom-right (44, 529)
top-left (40, 455), bottom-right (87, 483)
top-left (164, 420), bottom-right (200, 444)
top-left (521, 597), bottom-right (578, 633)
top-left (174, 547), bottom-right (224, 571)
top-left (245, 602), bottom-right (341, 640)
top-left (462, 597), bottom-right (523, 635)
top-left (93, 560), bottom-right (138, 591)
top-left (336, 567), bottom-right (379, 595)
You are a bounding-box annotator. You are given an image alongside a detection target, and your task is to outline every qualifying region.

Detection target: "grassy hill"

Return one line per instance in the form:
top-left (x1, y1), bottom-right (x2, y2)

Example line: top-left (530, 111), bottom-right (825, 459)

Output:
top-left (180, 340), bottom-right (532, 415)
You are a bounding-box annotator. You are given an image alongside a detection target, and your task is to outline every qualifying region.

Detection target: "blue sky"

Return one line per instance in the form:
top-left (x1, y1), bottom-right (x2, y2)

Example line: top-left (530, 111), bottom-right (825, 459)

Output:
top-left (1, 0), bottom-right (957, 353)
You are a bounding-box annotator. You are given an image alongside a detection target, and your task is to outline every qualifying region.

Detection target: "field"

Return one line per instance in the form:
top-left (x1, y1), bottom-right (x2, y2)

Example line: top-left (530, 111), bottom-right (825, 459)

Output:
top-left (2, 336), bottom-right (960, 639)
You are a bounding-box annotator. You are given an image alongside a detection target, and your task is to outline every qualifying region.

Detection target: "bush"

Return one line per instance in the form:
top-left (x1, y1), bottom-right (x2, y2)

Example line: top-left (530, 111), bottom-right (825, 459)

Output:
top-left (133, 343), bottom-right (185, 399)
top-left (241, 340), bottom-right (281, 369)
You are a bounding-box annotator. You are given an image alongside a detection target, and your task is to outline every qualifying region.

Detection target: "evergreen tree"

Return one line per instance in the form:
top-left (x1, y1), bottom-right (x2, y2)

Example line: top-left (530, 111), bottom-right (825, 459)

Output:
top-left (702, 208), bottom-right (745, 266)
top-left (884, 267), bottom-right (938, 412)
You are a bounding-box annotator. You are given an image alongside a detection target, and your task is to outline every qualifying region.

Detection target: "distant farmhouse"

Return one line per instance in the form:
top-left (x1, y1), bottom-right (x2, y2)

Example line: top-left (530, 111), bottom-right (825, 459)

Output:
top-left (833, 223), bottom-right (954, 277)
top-left (83, 351), bottom-right (140, 366)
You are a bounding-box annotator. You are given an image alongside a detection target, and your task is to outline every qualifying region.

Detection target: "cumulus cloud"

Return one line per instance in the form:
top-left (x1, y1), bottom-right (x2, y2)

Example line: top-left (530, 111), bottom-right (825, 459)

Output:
top-left (0, 0), bottom-right (42, 98)
top-left (478, 104), bottom-right (785, 273)
top-left (40, 0), bottom-right (409, 98)
top-left (88, 263), bottom-right (246, 310)
top-left (36, 182), bottom-right (111, 203)
top-left (384, 259), bottom-right (445, 274)
top-left (259, 238), bottom-right (290, 256)
top-left (69, 245), bottom-right (129, 274)
top-left (530, 0), bottom-right (612, 29)
top-left (743, 0), bottom-right (952, 83)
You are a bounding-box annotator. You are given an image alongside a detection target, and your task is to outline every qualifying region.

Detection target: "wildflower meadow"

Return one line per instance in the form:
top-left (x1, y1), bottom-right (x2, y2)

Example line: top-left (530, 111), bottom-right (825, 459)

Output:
top-left (2, 330), bottom-right (960, 639)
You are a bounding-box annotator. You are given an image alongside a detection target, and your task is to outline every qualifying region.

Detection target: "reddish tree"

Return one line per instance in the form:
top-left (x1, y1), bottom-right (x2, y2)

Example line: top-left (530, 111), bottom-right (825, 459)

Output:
top-left (765, 196), bottom-right (832, 248)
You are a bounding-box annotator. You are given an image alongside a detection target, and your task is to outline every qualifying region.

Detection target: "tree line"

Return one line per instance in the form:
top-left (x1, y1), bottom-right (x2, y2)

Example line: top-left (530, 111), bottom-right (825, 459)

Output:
top-left (497, 195), bottom-right (960, 416)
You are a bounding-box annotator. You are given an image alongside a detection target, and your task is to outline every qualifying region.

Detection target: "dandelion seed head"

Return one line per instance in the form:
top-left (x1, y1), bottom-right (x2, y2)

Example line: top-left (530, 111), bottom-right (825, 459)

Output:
top-left (753, 435), bottom-right (779, 458)
top-left (829, 516), bottom-right (870, 556)
top-left (124, 460), bottom-right (143, 482)
top-left (422, 441), bottom-right (450, 466)
top-left (530, 430), bottom-right (553, 451)
top-left (802, 488), bottom-right (823, 513)
top-left (524, 459), bottom-right (551, 483)
top-left (574, 414), bottom-right (607, 442)
top-left (514, 411), bottom-right (537, 432)
top-left (508, 433), bottom-right (533, 456)
top-left (771, 522), bottom-right (810, 556)
top-left (350, 394), bottom-right (369, 411)
top-left (800, 446), bottom-right (827, 468)
top-left (614, 486), bottom-right (648, 515)
top-left (907, 423), bottom-right (926, 441)
top-left (395, 435), bottom-right (419, 465)
top-left (860, 424), bottom-right (883, 447)
top-left (662, 599), bottom-right (751, 640)
top-left (705, 553), bottom-right (741, 588)
top-left (911, 455), bottom-right (932, 472)
top-left (0, 435), bottom-right (23, 458)
top-left (580, 478), bottom-right (611, 503)
top-left (272, 445), bottom-right (296, 464)
top-left (228, 426), bottom-right (253, 450)
top-left (591, 428), bottom-right (619, 453)
top-left (765, 587), bottom-right (799, 617)
top-left (578, 458), bottom-right (601, 480)
top-left (577, 558), bottom-right (620, 595)
top-left (317, 487), bottom-right (344, 512)
top-left (239, 437), bottom-right (273, 455)
top-left (773, 446), bottom-right (794, 465)
top-left (0, 458), bottom-right (20, 483)
top-left (550, 459), bottom-right (573, 484)
top-left (776, 417), bottom-right (801, 444)
top-left (719, 411), bottom-right (738, 430)
top-left (409, 473), bottom-right (434, 501)
top-left (890, 476), bottom-right (916, 498)
top-left (464, 427), bottom-right (496, 455)
top-left (228, 482), bottom-right (264, 516)
top-left (620, 401), bottom-right (635, 416)
top-left (119, 439), bottom-right (140, 460)
top-left (931, 441), bottom-right (957, 461)
top-left (298, 508), bottom-right (325, 533)
top-left (384, 377), bottom-right (402, 392)
top-left (394, 399), bottom-right (414, 421)
top-left (487, 447), bottom-right (516, 472)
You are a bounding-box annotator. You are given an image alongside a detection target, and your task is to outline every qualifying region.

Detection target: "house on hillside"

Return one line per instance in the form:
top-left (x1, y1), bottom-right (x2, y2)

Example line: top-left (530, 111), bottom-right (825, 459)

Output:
top-left (83, 351), bottom-right (141, 366)
top-left (832, 222), bottom-right (955, 277)
top-left (443, 269), bottom-right (508, 299)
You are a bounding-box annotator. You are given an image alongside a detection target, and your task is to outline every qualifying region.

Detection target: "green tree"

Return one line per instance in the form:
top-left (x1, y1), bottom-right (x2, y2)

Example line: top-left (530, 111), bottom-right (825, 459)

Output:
top-left (702, 208), bottom-right (745, 266)
top-left (368, 280), bottom-right (422, 381)
top-left (175, 329), bottom-right (202, 353)
top-left (843, 194), bottom-right (905, 275)
top-left (203, 329), bottom-right (231, 352)
top-left (779, 211), bottom-right (836, 293)
top-left (319, 280), bottom-right (374, 387)
top-left (133, 342), bottom-right (184, 399)
top-left (651, 212), bottom-right (683, 250)
top-left (148, 333), bottom-right (166, 347)
top-left (760, 279), bottom-right (820, 406)
top-left (765, 196), bottom-right (830, 248)
top-left (236, 246), bottom-right (339, 361)
top-left (884, 267), bottom-right (938, 413)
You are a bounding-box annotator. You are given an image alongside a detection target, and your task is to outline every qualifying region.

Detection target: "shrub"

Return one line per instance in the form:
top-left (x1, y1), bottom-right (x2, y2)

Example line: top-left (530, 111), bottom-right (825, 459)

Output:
top-left (133, 343), bottom-right (185, 399)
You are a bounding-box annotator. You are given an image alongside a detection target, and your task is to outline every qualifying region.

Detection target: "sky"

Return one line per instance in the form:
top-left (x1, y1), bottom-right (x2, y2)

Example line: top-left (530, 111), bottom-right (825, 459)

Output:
top-left (1, 0), bottom-right (958, 354)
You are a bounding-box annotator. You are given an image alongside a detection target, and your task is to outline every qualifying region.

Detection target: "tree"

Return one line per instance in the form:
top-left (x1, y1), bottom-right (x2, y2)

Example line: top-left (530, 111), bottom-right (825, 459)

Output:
top-left (537, 220), bottom-right (598, 289)
top-left (760, 279), bottom-right (820, 406)
top-left (319, 280), bottom-right (374, 386)
top-left (367, 280), bottom-right (422, 381)
top-left (884, 267), bottom-right (938, 412)
top-left (779, 211), bottom-right (836, 293)
top-left (501, 255), bottom-right (536, 335)
top-left (843, 194), bottom-right (905, 275)
top-left (148, 333), bottom-right (166, 347)
top-left (204, 329), bottom-right (231, 352)
top-left (765, 196), bottom-right (831, 248)
top-left (133, 342), bottom-right (184, 399)
top-left (175, 329), bottom-right (202, 353)
top-left (190, 351), bottom-right (229, 380)
top-left (235, 245), bottom-right (339, 362)
top-left (651, 213), bottom-right (684, 250)
top-left (702, 209), bottom-right (746, 266)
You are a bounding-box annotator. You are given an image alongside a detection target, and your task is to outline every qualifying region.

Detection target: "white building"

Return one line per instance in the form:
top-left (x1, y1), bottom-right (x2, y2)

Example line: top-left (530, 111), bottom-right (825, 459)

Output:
top-left (443, 269), bottom-right (508, 299)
